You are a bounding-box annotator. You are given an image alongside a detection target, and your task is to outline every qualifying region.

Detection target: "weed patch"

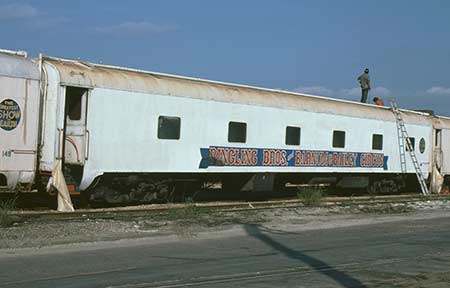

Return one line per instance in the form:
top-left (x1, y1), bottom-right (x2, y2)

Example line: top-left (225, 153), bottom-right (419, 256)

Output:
top-left (166, 204), bottom-right (210, 222)
top-left (0, 198), bottom-right (17, 228)
top-left (297, 188), bottom-right (325, 207)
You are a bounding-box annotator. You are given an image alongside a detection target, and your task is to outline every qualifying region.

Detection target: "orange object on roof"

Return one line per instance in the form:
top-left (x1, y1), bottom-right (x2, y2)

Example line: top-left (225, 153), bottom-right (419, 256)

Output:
top-left (373, 97), bottom-right (384, 106)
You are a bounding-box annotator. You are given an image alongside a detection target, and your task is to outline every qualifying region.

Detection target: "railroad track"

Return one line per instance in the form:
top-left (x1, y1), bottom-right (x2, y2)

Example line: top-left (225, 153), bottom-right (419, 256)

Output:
top-left (10, 194), bottom-right (450, 222)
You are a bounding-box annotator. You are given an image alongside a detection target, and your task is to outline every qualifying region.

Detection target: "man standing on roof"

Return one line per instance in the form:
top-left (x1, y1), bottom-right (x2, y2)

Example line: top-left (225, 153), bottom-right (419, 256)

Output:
top-left (357, 68), bottom-right (371, 103)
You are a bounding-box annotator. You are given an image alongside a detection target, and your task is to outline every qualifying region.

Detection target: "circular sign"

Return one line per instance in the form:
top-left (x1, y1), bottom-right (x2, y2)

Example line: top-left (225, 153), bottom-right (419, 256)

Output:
top-left (0, 99), bottom-right (21, 131)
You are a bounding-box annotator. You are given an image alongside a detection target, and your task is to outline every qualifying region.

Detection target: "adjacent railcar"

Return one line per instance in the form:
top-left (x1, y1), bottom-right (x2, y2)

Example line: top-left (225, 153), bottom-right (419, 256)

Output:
top-left (0, 51), bottom-right (40, 191)
top-left (1, 50), bottom-right (449, 204)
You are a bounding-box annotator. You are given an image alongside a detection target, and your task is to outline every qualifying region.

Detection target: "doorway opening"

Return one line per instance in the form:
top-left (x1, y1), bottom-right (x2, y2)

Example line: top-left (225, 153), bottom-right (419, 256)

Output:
top-left (63, 86), bottom-right (89, 190)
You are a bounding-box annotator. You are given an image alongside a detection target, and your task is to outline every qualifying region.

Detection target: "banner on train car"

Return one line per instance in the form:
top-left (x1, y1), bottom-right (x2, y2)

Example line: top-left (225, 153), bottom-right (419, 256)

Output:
top-left (199, 146), bottom-right (388, 170)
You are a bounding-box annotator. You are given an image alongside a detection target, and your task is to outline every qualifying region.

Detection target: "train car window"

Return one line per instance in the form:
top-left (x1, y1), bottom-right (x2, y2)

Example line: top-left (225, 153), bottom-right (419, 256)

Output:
top-left (286, 126), bottom-right (301, 146)
top-left (332, 130), bottom-right (346, 148)
top-left (435, 130), bottom-right (441, 147)
top-left (419, 138), bottom-right (426, 154)
top-left (65, 87), bottom-right (86, 121)
top-left (228, 122), bottom-right (247, 143)
top-left (158, 116), bottom-right (181, 140)
top-left (372, 134), bottom-right (383, 150)
top-left (406, 137), bottom-right (415, 151)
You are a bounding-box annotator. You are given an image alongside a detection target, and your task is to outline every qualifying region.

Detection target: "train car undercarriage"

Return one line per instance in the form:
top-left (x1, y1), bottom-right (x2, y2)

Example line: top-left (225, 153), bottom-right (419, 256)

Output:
top-left (78, 171), bottom-right (419, 205)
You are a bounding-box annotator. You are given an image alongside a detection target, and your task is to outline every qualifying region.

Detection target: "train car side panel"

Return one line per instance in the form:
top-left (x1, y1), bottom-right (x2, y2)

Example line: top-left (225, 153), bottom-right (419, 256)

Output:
top-left (0, 53), bottom-right (40, 190)
top-left (78, 87), bottom-right (433, 190)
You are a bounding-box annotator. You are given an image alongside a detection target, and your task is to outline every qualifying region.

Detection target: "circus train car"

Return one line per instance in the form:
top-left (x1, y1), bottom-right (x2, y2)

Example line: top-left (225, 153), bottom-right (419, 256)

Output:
top-left (0, 50), bottom-right (41, 193)
top-left (0, 49), bottom-right (449, 204)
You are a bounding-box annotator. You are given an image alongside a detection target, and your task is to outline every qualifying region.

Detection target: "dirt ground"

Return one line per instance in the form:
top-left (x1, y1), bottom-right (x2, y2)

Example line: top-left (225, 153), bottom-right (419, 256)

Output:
top-left (1, 199), bottom-right (450, 250)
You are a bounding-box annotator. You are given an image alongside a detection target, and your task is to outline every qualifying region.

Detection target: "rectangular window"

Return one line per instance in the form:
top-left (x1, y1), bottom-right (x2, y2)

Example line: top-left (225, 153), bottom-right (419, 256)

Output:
top-left (65, 87), bottom-right (87, 121)
top-left (332, 130), bottom-right (346, 148)
top-left (158, 116), bottom-right (181, 140)
top-left (228, 121), bottom-right (247, 143)
top-left (406, 137), bottom-right (415, 151)
top-left (435, 130), bottom-right (441, 147)
top-left (285, 126), bottom-right (301, 146)
top-left (372, 134), bottom-right (383, 150)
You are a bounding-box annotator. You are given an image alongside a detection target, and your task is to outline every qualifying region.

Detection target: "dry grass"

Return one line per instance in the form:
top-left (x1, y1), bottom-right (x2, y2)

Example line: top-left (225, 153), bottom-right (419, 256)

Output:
top-left (0, 198), bottom-right (16, 227)
top-left (297, 187), bottom-right (325, 207)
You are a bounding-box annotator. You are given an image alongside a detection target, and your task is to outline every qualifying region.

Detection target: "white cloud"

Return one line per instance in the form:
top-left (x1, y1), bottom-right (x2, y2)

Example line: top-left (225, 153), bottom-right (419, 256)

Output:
top-left (31, 16), bottom-right (69, 29)
top-left (339, 87), bottom-right (361, 98)
top-left (372, 86), bottom-right (392, 97)
top-left (339, 86), bottom-right (391, 98)
top-left (293, 86), bottom-right (334, 97)
top-left (426, 86), bottom-right (450, 95)
top-left (0, 3), bottom-right (38, 20)
top-left (96, 21), bottom-right (177, 36)
top-left (0, 3), bottom-right (68, 28)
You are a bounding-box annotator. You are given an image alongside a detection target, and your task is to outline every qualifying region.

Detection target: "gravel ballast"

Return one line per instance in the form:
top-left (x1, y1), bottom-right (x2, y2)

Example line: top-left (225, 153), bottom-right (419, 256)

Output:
top-left (1, 200), bottom-right (450, 250)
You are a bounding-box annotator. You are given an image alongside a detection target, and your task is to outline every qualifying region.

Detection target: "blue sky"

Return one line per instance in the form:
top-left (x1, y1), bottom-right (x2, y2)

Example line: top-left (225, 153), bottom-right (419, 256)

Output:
top-left (1, 0), bottom-right (450, 116)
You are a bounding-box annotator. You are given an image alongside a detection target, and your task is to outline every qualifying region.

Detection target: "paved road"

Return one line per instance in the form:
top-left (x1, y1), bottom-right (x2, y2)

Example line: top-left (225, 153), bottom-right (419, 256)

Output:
top-left (1, 216), bottom-right (450, 288)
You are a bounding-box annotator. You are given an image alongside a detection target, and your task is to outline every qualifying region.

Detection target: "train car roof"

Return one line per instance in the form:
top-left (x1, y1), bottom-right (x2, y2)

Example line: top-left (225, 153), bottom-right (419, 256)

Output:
top-left (0, 50), bottom-right (40, 80)
top-left (434, 115), bottom-right (450, 129)
top-left (43, 55), bottom-right (435, 125)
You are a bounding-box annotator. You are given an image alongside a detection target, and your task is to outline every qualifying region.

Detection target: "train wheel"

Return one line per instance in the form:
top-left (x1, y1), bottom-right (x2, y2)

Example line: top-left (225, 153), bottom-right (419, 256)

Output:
top-left (367, 181), bottom-right (382, 195)
top-left (368, 179), bottom-right (400, 195)
top-left (90, 186), bottom-right (129, 204)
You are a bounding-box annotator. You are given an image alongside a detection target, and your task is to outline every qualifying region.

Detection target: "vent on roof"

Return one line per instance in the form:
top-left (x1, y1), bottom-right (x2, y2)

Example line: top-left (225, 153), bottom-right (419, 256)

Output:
top-left (0, 49), bottom-right (27, 57)
top-left (413, 109), bottom-right (434, 116)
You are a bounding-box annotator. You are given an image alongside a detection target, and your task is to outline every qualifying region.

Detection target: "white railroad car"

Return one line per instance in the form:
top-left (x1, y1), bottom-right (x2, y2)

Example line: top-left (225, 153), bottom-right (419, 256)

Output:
top-left (1, 50), bottom-right (449, 203)
top-left (0, 50), bottom-right (41, 192)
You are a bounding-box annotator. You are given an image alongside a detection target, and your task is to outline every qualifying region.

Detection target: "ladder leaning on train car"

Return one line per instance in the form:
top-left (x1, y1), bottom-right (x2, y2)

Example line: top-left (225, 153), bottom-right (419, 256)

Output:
top-left (390, 99), bottom-right (430, 195)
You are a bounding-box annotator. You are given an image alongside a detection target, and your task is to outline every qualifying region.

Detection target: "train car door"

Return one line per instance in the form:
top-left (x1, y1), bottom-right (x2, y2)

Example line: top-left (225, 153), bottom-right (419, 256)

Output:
top-left (442, 129), bottom-right (450, 175)
top-left (63, 87), bottom-right (89, 170)
top-left (435, 129), bottom-right (443, 172)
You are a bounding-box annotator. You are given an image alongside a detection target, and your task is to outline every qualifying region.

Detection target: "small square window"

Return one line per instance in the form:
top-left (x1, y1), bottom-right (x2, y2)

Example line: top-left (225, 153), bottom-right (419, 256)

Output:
top-left (228, 122), bottom-right (247, 143)
top-left (372, 134), bottom-right (383, 150)
top-left (286, 126), bottom-right (301, 146)
top-left (406, 137), bottom-right (415, 151)
top-left (158, 116), bottom-right (180, 140)
top-left (333, 130), bottom-right (346, 148)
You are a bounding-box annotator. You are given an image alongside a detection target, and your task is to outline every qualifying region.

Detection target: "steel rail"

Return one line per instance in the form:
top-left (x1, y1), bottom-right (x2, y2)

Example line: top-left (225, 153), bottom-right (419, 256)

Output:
top-left (10, 194), bottom-right (449, 221)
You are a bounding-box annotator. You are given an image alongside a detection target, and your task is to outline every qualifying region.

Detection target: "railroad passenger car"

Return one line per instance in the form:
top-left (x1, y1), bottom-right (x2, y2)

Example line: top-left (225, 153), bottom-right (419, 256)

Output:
top-left (1, 49), bottom-right (449, 204)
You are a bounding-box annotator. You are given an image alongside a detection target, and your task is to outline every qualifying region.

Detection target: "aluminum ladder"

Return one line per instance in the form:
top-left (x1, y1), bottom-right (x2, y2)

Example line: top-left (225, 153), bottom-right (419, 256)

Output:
top-left (390, 99), bottom-right (429, 195)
